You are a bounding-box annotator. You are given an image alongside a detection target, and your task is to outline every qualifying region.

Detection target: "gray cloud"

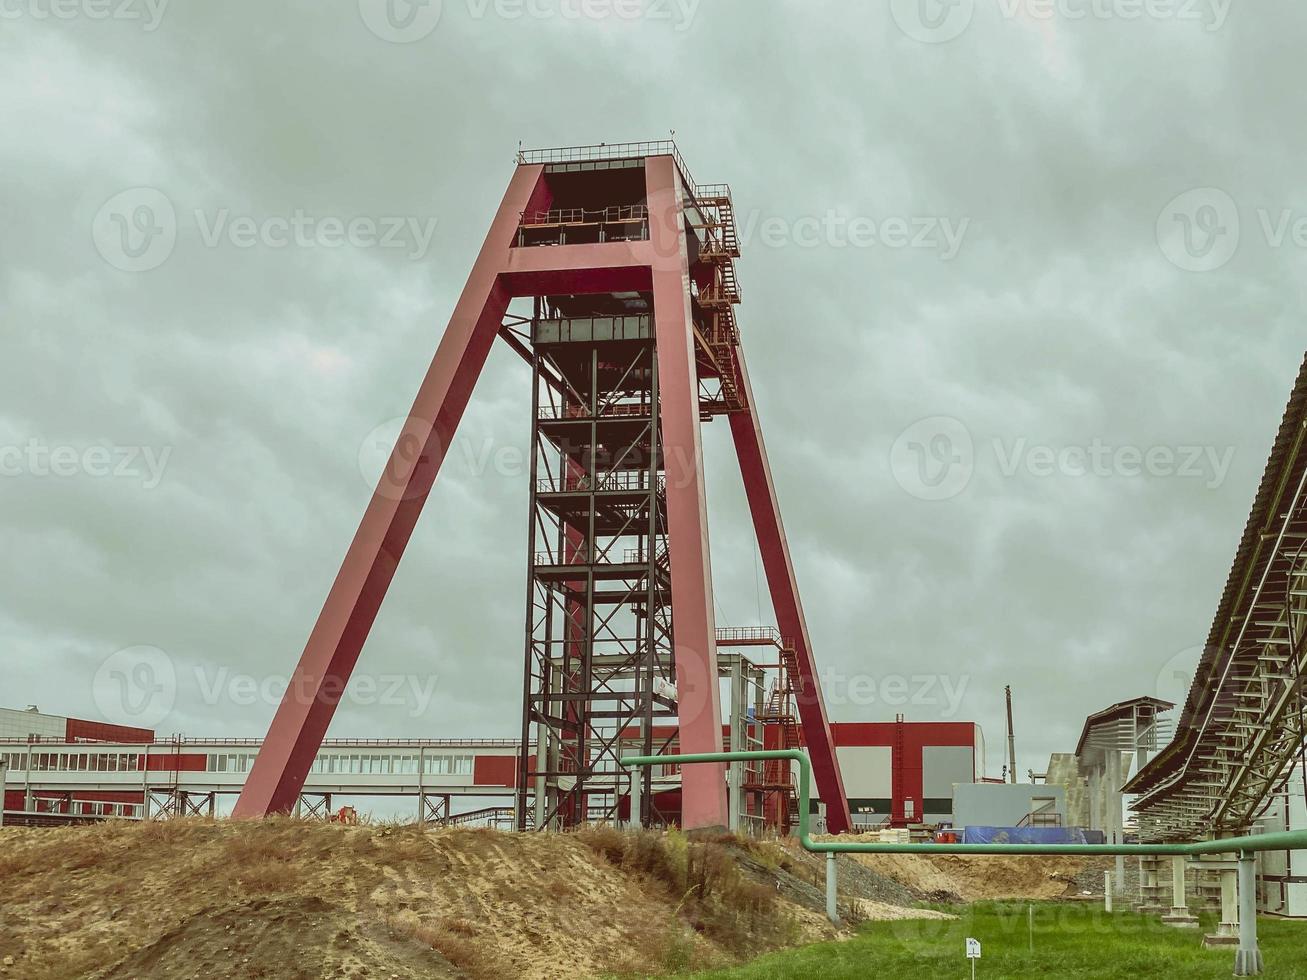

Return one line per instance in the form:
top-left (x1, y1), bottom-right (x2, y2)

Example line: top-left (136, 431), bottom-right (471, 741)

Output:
top-left (2, 0), bottom-right (1304, 791)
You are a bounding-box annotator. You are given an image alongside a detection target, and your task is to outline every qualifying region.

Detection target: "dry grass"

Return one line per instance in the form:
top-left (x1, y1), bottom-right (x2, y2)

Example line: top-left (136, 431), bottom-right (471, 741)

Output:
top-left (0, 820), bottom-right (826, 980)
top-left (576, 825), bottom-right (803, 964)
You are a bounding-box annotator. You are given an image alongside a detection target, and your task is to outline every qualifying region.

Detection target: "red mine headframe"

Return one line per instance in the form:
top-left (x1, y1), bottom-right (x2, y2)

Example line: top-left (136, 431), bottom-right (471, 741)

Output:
top-left (232, 142), bottom-right (852, 834)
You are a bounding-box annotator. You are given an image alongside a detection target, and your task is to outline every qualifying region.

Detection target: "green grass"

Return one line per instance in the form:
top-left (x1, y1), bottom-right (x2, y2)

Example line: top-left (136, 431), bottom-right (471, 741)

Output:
top-left (679, 902), bottom-right (1307, 979)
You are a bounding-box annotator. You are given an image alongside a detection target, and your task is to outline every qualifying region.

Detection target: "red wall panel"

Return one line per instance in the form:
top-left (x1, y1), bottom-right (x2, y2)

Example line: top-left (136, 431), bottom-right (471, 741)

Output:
top-left (4, 789), bottom-right (143, 810)
top-left (144, 753), bottom-right (207, 772)
top-left (473, 754), bottom-right (517, 788)
top-left (65, 719), bottom-right (155, 744)
top-left (830, 722), bottom-right (978, 824)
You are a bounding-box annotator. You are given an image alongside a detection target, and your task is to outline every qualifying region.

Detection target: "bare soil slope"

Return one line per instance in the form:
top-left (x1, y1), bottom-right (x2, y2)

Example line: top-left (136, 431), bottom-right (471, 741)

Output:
top-left (839, 850), bottom-right (1112, 902)
top-left (0, 820), bottom-right (942, 980)
top-left (0, 822), bottom-right (1110, 979)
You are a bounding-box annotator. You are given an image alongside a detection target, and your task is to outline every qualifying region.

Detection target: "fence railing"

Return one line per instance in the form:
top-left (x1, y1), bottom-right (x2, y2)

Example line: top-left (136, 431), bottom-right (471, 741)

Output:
top-left (536, 473), bottom-right (664, 493)
top-left (521, 205), bottom-right (648, 226)
top-left (518, 140), bottom-right (697, 191)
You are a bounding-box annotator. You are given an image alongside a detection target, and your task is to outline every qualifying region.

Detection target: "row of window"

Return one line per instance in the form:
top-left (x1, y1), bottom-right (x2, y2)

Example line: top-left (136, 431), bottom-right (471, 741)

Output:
top-left (2, 750), bottom-right (481, 778)
top-left (307, 753), bottom-right (475, 777)
top-left (35, 800), bottom-right (143, 818)
top-left (3, 752), bottom-right (142, 773)
top-left (209, 752), bottom-right (477, 777)
top-left (207, 753), bottom-right (257, 773)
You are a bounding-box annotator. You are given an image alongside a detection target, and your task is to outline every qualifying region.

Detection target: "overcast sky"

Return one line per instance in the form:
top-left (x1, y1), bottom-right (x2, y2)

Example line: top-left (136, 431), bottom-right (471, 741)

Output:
top-left (2, 0), bottom-right (1305, 787)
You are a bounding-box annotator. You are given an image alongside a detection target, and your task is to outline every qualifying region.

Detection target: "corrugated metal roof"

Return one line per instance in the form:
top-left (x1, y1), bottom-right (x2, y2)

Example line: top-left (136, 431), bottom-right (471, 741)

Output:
top-left (1072, 697), bottom-right (1173, 759)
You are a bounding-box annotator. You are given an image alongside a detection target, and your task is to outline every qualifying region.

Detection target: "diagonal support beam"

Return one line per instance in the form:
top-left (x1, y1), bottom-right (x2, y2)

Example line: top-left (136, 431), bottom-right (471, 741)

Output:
top-left (728, 348), bottom-right (853, 834)
top-left (234, 165), bottom-right (549, 817)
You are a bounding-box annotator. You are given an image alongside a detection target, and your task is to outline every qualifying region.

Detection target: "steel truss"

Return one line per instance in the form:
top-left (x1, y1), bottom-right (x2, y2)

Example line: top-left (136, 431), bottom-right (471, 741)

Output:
top-left (519, 316), bottom-right (678, 830)
top-left (1131, 356), bottom-right (1307, 841)
top-left (148, 788), bottom-right (217, 820)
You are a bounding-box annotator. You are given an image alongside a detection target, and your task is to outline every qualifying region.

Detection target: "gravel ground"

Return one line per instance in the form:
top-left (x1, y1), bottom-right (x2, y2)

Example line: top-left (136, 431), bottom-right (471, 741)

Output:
top-left (770, 844), bottom-right (926, 906)
top-left (1066, 857), bottom-right (1141, 898)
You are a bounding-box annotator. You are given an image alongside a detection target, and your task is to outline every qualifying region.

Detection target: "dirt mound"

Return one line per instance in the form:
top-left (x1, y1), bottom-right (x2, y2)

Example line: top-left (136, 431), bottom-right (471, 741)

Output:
top-left (92, 895), bottom-right (448, 980)
top-left (851, 899), bottom-right (957, 922)
top-left (835, 850), bottom-right (1113, 902)
top-left (0, 821), bottom-right (940, 980)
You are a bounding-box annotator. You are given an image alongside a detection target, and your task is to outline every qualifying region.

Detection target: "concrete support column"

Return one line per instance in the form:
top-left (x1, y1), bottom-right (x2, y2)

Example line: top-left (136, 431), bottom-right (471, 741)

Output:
top-left (1105, 752), bottom-right (1123, 842)
top-left (825, 852), bottom-right (839, 925)
top-left (1104, 872), bottom-right (1113, 912)
top-left (1138, 855), bottom-right (1164, 914)
top-left (1163, 854), bottom-right (1199, 927)
top-left (535, 667), bottom-right (560, 830)
top-left (728, 657), bottom-right (745, 833)
top-left (629, 758), bottom-right (642, 831)
top-left (1235, 852), bottom-right (1264, 976)
top-left (1087, 767), bottom-right (1101, 833)
top-left (1205, 865), bottom-right (1241, 948)
top-left (1221, 868), bottom-right (1239, 933)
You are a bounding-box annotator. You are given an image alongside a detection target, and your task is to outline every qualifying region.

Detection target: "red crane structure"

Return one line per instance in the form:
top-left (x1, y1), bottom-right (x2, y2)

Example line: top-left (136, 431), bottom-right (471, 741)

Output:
top-left (232, 142), bottom-right (851, 833)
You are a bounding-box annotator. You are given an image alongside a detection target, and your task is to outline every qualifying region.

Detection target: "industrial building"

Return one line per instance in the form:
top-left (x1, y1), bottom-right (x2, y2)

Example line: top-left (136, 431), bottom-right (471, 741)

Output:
top-left (2, 703), bottom-right (986, 831)
top-left (824, 720), bottom-right (985, 828)
top-left (0, 705), bottom-right (522, 824)
top-left (951, 782), bottom-right (1068, 835)
top-left (0, 706), bottom-right (154, 818)
top-left (1256, 771), bottom-right (1307, 918)
top-left (1040, 697), bottom-right (1174, 843)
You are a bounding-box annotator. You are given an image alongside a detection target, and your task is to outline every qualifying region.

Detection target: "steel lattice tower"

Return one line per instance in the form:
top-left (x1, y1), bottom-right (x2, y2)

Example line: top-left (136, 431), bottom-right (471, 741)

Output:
top-left (234, 142), bottom-right (852, 833)
top-left (519, 304), bottom-right (673, 830)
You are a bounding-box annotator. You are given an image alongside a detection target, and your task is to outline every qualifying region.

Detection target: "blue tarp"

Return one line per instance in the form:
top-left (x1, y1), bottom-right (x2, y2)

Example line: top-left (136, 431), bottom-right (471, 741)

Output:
top-left (961, 826), bottom-right (1092, 844)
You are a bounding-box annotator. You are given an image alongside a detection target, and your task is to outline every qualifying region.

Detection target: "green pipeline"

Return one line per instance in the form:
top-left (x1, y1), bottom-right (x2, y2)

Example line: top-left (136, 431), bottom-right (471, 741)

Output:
top-left (618, 750), bottom-right (1307, 858)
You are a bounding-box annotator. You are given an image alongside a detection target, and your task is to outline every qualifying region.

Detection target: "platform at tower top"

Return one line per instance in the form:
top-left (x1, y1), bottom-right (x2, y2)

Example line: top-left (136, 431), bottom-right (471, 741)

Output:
top-left (517, 140), bottom-right (718, 198)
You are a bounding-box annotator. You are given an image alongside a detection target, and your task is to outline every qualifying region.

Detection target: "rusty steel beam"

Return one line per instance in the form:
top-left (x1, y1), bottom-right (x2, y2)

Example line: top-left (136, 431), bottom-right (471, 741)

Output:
top-left (728, 348), bottom-right (853, 835)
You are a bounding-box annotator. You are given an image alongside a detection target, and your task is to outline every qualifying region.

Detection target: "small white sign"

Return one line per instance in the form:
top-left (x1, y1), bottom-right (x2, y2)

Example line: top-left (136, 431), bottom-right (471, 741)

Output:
top-left (965, 938), bottom-right (982, 959)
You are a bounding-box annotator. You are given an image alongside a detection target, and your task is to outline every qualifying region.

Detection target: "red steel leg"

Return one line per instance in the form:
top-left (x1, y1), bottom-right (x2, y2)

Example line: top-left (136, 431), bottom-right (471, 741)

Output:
top-left (233, 165), bottom-right (548, 817)
top-left (647, 156), bottom-right (729, 829)
top-left (728, 349), bottom-right (853, 834)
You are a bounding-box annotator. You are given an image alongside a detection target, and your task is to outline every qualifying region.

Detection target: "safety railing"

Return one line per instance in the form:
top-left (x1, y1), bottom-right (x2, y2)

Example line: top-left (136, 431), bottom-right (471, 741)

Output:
top-left (622, 548), bottom-right (669, 565)
top-left (538, 401), bottom-right (653, 421)
top-left (714, 626), bottom-right (786, 647)
top-left (518, 140), bottom-right (697, 191)
top-left (521, 205), bottom-right (648, 227)
top-left (536, 473), bottom-right (664, 493)
top-left (693, 182), bottom-right (732, 202)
